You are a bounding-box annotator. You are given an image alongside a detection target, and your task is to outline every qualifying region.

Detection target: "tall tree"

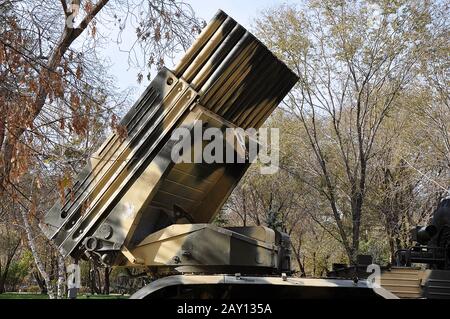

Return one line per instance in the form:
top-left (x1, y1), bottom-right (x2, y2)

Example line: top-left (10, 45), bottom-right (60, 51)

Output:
top-left (0, 224), bottom-right (21, 293)
top-left (0, 0), bottom-right (201, 298)
top-left (254, 0), bottom-right (442, 263)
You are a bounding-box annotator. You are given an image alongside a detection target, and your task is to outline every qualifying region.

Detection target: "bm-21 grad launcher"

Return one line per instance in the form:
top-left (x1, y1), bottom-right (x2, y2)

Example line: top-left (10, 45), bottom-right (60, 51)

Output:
top-left (41, 10), bottom-right (394, 299)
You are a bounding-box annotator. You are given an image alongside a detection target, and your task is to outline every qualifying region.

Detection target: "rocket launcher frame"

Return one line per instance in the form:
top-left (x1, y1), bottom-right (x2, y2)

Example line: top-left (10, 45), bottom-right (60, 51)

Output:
top-left (41, 10), bottom-right (298, 270)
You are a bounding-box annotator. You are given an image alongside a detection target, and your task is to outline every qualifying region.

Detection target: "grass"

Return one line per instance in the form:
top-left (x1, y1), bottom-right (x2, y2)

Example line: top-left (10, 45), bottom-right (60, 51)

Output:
top-left (0, 292), bottom-right (129, 299)
top-left (0, 293), bottom-right (49, 299)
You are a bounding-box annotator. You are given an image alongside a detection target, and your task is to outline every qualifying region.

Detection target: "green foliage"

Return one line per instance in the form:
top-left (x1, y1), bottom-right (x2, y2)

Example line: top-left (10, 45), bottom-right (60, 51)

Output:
top-left (5, 250), bottom-right (33, 290)
top-left (359, 236), bottom-right (391, 266)
top-left (225, 0), bottom-right (450, 273)
top-left (212, 210), bottom-right (229, 227)
top-left (26, 286), bottom-right (43, 294)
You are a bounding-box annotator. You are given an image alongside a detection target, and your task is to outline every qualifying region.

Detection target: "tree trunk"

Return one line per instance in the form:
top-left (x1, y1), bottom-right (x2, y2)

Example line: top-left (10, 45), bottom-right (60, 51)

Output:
top-left (312, 251), bottom-right (317, 277)
top-left (291, 243), bottom-right (306, 277)
top-left (57, 254), bottom-right (66, 299)
top-left (0, 237), bottom-right (20, 293)
top-left (0, 0), bottom-right (110, 186)
top-left (20, 209), bottom-right (55, 299)
top-left (351, 190), bottom-right (364, 264)
top-left (33, 271), bottom-right (47, 294)
top-left (89, 262), bottom-right (101, 295)
top-left (103, 267), bottom-right (111, 295)
top-left (389, 237), bottom-right (396, 264)
top-left (89, 263), bottom-right (95, 295)
top-left (0, 267), bottom-right (5, 294)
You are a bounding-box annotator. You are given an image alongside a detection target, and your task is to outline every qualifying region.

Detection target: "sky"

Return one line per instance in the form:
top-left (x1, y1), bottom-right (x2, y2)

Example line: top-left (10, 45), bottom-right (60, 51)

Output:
top-left (100, 0), bottom-right (295, 100)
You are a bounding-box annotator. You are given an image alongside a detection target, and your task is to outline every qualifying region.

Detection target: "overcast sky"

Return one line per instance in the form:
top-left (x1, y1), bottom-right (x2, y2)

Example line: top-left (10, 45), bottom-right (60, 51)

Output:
top-left (99, 0), bottom-right (295, 100)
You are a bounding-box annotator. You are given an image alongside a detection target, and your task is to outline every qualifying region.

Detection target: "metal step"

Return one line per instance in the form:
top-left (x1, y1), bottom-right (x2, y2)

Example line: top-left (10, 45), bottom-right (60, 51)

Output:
top-left (387, 290), bottom-right (422, 298)
top-left (423, 270), bottom-right (450, 299)
top-left (381, 268), bottom-right (423, 299)
top-left (381, 273), bottom-right (421, 280)
top-left (381, 283), bottom-right (421, 293)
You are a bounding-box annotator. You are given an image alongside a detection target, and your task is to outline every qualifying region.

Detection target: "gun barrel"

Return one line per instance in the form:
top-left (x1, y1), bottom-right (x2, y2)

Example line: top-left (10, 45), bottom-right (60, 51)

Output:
top-left (416, 225), bottom-right (438, 245)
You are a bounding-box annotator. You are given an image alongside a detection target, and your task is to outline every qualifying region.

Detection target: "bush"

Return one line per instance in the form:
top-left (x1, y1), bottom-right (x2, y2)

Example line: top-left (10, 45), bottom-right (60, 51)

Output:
top-left (26, 285), bottom-right (42, 293)
top-left (78, 286), bottom-right (91, 294)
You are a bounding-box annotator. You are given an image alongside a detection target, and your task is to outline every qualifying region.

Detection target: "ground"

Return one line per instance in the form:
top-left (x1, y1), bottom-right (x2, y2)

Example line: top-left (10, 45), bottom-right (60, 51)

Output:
top-left (0, 293), bottom-right (129, 299)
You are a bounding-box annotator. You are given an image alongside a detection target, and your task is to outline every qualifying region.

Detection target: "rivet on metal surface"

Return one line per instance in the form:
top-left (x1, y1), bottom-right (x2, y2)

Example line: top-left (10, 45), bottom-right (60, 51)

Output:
top-left (167, 78), bottom-right (174, 85)
top-left (85, 237), bottom-right (98, 251)
top-left (99, 224), bottom-right (113, 240)
top-left (101, 253), bottom-right (112, 265)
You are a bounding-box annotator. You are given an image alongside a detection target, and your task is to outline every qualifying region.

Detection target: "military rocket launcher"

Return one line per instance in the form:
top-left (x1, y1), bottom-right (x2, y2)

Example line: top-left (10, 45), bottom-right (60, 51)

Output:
top-left (41, 10), bottom-right (297, 275)
top-left (41, 10), bottom-right (395, 299)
